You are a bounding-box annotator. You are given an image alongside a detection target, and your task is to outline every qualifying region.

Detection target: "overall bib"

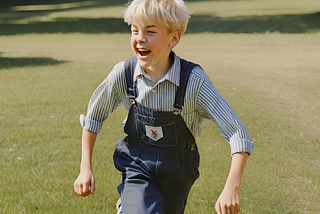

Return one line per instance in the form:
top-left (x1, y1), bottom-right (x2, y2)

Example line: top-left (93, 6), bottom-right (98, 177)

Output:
top-left (113, 56), bottom-right (200, 214)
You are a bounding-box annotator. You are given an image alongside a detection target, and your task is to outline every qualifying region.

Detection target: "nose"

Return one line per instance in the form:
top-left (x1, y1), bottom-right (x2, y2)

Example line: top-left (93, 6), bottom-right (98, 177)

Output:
top-left (136, 32), bottom-right (146, 43)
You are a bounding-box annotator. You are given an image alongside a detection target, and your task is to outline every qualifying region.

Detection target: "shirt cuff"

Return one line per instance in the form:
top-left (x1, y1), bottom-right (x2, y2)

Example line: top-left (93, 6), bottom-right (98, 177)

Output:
top-left (80, 114), bottom-right (103, 133)
top-left (229, 134), bottom-right (255, 156)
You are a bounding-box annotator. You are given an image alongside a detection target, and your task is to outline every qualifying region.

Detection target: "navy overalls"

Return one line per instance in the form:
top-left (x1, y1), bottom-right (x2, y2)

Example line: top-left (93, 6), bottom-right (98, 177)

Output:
top-left (113, 55), bottom-right (200, 214)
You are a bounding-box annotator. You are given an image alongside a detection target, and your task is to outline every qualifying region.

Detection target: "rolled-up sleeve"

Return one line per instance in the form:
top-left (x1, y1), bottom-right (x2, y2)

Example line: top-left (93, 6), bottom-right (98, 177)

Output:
top-left (80, 62), bottom-right (128, 133)
top-left (197, 73), bottom-right (255, 156)
top-left (80, 114), bottom-right (105, 134)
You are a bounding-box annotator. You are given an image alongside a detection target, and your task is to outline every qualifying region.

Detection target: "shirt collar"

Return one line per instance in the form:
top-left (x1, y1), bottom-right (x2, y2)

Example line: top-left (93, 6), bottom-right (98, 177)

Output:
top-left (133, 51), bottom-right (181, 87)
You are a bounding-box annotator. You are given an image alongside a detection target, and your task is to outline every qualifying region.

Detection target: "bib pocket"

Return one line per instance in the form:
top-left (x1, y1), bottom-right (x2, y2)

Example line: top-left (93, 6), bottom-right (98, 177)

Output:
top-left (136, 118), bottom-right (178, 148)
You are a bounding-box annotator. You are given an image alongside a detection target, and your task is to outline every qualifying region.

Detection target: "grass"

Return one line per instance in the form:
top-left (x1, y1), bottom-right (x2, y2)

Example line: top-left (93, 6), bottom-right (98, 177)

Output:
top-left (0, 0), bottom-right (320, 213)
top-left (178, 33), bottom-right (320, 213)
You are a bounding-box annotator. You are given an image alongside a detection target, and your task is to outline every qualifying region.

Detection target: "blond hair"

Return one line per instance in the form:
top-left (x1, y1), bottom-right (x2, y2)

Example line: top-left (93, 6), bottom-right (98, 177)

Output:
top-left (123, 0), bottom-right (192, 35)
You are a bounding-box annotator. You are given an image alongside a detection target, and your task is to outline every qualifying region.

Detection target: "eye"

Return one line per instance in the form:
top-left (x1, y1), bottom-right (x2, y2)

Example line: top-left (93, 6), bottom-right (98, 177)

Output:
top-left (148, 31), bottom-right (156, 34)
top-left (131, 29), bottom-right (138, 35)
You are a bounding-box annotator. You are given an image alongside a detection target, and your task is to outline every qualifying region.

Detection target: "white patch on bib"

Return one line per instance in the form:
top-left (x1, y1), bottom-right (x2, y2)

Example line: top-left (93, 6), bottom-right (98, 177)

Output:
top-left (145, 125), bottom-right (163, 141)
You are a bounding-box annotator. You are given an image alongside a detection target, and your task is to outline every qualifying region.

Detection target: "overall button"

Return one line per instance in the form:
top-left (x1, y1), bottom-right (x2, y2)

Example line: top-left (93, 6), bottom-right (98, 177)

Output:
top-left (152, 89), bottom-right (156, 94)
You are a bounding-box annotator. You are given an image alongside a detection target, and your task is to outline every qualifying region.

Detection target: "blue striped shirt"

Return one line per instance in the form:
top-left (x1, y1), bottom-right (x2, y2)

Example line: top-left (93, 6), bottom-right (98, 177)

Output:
top-left (80, 53), bottom-right (254, 155)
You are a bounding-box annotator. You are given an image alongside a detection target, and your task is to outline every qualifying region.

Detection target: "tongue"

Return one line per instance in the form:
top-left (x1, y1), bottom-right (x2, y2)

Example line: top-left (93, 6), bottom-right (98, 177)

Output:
top-left (140, 51), bottom-right (150, 56)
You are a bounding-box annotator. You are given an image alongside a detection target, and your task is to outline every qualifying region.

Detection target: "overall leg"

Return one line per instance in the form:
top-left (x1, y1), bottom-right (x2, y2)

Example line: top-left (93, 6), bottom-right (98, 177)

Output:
top-left (113, 138), bottom-right (164, 214)
top-left (159, 148), bottom-right (200, 214)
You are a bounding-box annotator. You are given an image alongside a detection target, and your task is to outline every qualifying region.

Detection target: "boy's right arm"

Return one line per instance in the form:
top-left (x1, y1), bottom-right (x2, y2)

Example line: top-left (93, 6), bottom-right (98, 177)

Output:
top-left (74, 129), bottom-right (97, 196)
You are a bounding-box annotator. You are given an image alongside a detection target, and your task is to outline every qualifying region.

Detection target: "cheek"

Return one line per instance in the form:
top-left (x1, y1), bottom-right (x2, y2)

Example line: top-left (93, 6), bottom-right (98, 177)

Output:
top-left (131, 36), bottom-right (136, 49)
top-left (156, 35), bottom-right (171, 48)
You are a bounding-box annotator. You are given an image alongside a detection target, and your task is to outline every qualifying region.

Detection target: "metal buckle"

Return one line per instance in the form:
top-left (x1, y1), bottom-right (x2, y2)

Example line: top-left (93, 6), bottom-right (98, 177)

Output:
top-left (173, 108), bottom-right (181, 116)
top-left (127, 96), bottom-right (135, 105)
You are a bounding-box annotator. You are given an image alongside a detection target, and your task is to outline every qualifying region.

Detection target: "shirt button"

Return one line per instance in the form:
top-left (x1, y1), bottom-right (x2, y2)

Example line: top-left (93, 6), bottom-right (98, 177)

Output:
top-left (152, 89), bottom-right (156, 94)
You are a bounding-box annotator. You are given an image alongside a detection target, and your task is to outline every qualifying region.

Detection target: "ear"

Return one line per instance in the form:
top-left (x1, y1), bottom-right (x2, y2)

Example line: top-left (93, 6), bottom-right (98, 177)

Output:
top-left (170, 31), bottom-right (181, 48)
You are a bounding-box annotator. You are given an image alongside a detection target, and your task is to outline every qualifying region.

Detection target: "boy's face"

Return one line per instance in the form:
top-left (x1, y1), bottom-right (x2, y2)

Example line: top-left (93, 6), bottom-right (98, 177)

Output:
top-left (131, 20), bottom-right (180, 73)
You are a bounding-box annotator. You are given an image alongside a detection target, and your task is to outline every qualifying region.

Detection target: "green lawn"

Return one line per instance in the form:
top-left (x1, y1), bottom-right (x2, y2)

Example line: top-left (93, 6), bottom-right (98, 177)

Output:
top-left (1, 0), bottom-right (320, 213)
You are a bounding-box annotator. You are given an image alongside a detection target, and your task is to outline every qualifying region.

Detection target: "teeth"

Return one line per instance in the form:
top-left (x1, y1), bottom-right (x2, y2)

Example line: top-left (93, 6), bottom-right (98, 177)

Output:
top-left (138, 48), bottom-right (150, 52)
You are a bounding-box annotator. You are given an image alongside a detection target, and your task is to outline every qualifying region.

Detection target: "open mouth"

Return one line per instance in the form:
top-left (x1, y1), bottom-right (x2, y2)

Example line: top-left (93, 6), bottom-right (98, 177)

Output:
top-left (137, 48), bottom-right (151, 57)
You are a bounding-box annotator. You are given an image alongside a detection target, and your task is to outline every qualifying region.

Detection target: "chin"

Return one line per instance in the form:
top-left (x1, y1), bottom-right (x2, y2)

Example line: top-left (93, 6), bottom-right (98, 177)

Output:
top-left (137, 58), bottom-right (151, 69)
top-left (136, 60), bottom-right (146, 69)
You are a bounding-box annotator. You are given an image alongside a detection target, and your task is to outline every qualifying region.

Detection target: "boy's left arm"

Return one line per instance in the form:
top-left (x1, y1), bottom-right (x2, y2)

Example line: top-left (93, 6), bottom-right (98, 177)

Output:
top-left (215, 152), bottom-right (248, 214)
top-left (194, 67), bottom-right (254, 213)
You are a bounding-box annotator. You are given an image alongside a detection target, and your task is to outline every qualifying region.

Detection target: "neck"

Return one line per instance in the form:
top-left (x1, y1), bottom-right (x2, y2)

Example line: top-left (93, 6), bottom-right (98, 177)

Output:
top-left (145, 51), bottom-right (174, 82)
top-left (145, 57), bottom-right (173, 83)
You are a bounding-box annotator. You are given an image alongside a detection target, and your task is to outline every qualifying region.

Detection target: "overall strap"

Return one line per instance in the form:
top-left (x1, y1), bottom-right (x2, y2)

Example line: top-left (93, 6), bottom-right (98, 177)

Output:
top-left (124, 56), bottom-right (138, 99)
top-left (174, 58), bottom-right (198, 110)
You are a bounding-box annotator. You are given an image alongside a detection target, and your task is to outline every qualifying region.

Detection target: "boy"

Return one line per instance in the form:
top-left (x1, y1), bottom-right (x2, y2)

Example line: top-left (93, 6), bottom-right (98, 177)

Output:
top-left (74, 0), bottom-right (254, 214)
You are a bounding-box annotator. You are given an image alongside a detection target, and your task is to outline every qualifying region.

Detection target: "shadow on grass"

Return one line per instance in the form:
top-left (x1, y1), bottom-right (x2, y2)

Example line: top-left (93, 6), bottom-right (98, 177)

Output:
top-left (0, 0), bottom-right (128, 10)
top-left (0, 53), bottom-right (67, 69)
top-left (0, 0), bottom-right (128, 22)
top-left (0, 0), bottom-right (224, 10)
top-left (0, 12), bottom-right (319, 35)
top-left (187, 12), bottom-right (320, 33)
top-left (0, 18), bottom-right (130, 35)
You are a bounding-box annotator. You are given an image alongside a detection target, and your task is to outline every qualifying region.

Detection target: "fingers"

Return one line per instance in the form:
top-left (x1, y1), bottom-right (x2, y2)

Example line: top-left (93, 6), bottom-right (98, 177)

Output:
top-left (74, 180), bottom-right (92, 196)
top-left (236, 202), bottom-right (240, 213)
top-left (74, 184), bottom-right (90, 196)
top-left (82, 183), bottom-right (91, 196)
top-left (215, 200), bottom-right (239, 214)
top-left (74, 170), bottom-right (95, 196)
top-left (215, 200), bottom-right (222, 214)
top-left (74, 180), bottom-right (80, 195)
top-left (90, 176), bottom-right (95, 194)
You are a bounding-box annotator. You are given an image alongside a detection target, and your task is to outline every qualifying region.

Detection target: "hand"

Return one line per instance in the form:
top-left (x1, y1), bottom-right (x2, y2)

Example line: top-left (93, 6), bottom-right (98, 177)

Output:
top-left (215, 152), bottom-right (248, 214)
top-left (74, 168), bottom-right (95, 196)
top-left (215, 186), bottom-right (240, 214)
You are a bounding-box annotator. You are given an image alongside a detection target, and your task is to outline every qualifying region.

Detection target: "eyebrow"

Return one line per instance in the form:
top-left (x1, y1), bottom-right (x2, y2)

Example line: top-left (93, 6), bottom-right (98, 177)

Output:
top-left (132, 24), bottom-right (158, 29)
top-left (145, 25), bottom-right (157, 29)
